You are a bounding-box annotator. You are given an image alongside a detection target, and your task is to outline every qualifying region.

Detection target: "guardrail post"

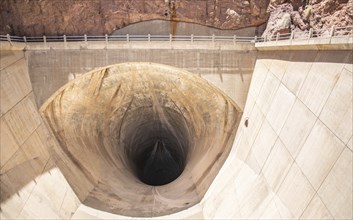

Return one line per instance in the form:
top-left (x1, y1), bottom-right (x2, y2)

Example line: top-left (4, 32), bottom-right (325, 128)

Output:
top-left (290, 32), bottom-right (294, 44)
top-left (212, 34), bottom-right (215, 43)
top-left (276, 32), bottom-right (280, 41)
top-left (191, 34), bottom-right (194, 43)
top-left (329, 26), bottom-right (336, 43)
top-left (6, 34), bottom-right (12, 46)
top-left (43, 35), bottom-right (47, 47)
top-left (23, 36), bottom-right (27, 47)
top-left (148, 34), bottom-right (151, 42)
top-left (233, 35), bottom-right (236, 44)
top-left (63, 35), bottom-right (67, 48)
top-left (308, 28), bottom-right (313, 39)
top-left (254, 35), bottom-right (257, 43)
top-left (84, 34), bottom-right (87, 43)
top-left (126, 34), bottom-right (129, 42)
top-left (105, 34), bottom-right (108, 47)
top-left (169, 34), bottom-right (172, 43)
top-left (330, 26), bottom-right (335, 37)
top-left (290, 32), bottom-right (294, 40)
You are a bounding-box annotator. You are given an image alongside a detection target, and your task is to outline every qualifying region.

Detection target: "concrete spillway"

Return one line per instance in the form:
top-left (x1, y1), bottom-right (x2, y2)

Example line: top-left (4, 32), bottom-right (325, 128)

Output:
top-left (40, 63), bottom-right (241, 217)
top-left (0, 39), bottom-right (352, 219)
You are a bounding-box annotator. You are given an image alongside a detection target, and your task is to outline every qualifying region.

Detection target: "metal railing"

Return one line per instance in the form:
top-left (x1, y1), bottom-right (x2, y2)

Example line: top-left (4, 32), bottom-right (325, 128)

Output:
top-left (0, 25), bottom-right (352, 45)
top-left (263, 25), bottom-right (353, 42)
top-left (0, 34), bottom-right (262, 43)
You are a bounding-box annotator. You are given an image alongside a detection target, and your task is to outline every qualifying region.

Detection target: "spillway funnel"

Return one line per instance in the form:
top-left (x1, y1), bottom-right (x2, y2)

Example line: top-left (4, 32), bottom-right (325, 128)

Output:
top-left (40, 62), bottom-right (242, 217)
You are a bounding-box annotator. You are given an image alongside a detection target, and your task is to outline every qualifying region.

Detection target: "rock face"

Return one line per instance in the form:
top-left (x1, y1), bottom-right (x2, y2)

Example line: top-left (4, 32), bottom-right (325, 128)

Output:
top-left (0, 0), bottom-right (269, 36)
top-left (263, 0), bottom-right (353, 39)
top-left (1, 0), bottom-right (350, 37)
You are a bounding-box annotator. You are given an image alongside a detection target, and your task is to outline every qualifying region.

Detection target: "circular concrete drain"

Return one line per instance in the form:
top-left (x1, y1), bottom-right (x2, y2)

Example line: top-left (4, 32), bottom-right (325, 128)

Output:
top-left (40, 62), bottom-right (242, 217)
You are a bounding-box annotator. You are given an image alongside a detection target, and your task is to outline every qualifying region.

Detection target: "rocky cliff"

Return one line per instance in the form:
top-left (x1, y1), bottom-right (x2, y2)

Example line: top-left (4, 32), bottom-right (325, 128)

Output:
top-left (0, 0), bottom-right (269, 36)
top-left (0, 0), bottom-right (351, 37)
top-left (264, 0), bottom-right (353, 38)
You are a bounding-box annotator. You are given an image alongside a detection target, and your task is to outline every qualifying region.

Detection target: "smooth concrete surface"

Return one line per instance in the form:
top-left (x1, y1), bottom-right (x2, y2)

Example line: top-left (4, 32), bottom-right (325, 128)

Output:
top-left (1, 41), bottom-right (352, 219)
top-left (24, 42), bottom-right (256, 111)
top-left (0, 50), bottom-right (81, 219)
top-left (256, 35), bottom-right (353, 51)
top-left (40, 63), bottom-right (241, 217)
top-left (201, 49), bottom-right (352, 219)
top-left (111, 19), bottom-right (259, 36)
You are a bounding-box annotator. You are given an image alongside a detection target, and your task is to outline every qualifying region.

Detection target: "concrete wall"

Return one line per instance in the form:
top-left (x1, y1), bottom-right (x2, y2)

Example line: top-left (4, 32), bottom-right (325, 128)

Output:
top-left (26, 42), bottom-right (256, 110)
top-left (0, 48), bottom-right (80, 219)
top-left (111, 19), bottom-right (260, 36)
top-left (62, 47), bottom-right (353, 220)
top-left (202, 49), bottom-right (352, 219)
top-left (1, 40), bottom-right (352, 219)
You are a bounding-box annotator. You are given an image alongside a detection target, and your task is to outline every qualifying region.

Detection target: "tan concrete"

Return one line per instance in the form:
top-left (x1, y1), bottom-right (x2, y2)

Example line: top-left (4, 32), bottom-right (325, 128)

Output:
top-left (1, 40), bottom-right (352, 219)
top-left (256, 36), bottom-right (353, 50)
top-left (0, 50), bottom-right (80, 219)
top-left (25, 42), bottom-right (256, 111)
top-left (111, 19), bottom-right (258, 36)
top-left (39, 63), bottom-right (242, 217)
top-left (203, 49), bottom-right (352, 219)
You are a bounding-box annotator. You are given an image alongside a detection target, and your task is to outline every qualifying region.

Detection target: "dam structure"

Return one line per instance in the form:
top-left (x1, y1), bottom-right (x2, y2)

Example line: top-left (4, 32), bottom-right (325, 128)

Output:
top-left (0, 26), bottom-right (352, 219)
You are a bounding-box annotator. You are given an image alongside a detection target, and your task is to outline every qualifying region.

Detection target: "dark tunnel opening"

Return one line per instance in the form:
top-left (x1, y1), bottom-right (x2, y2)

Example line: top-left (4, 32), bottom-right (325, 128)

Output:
top-left (123, 108), bottom-right (190, 186)
top-left (138, 138), bottom-right (183, 186)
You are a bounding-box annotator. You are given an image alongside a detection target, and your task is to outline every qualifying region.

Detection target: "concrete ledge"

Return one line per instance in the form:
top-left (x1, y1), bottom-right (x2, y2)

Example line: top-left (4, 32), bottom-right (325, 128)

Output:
top-left (0, 42), bottom-right (26, 50)
top-left (256, 36), bottom-right (353, 51)
top-left (1, 41), bottom-right (256, 51)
